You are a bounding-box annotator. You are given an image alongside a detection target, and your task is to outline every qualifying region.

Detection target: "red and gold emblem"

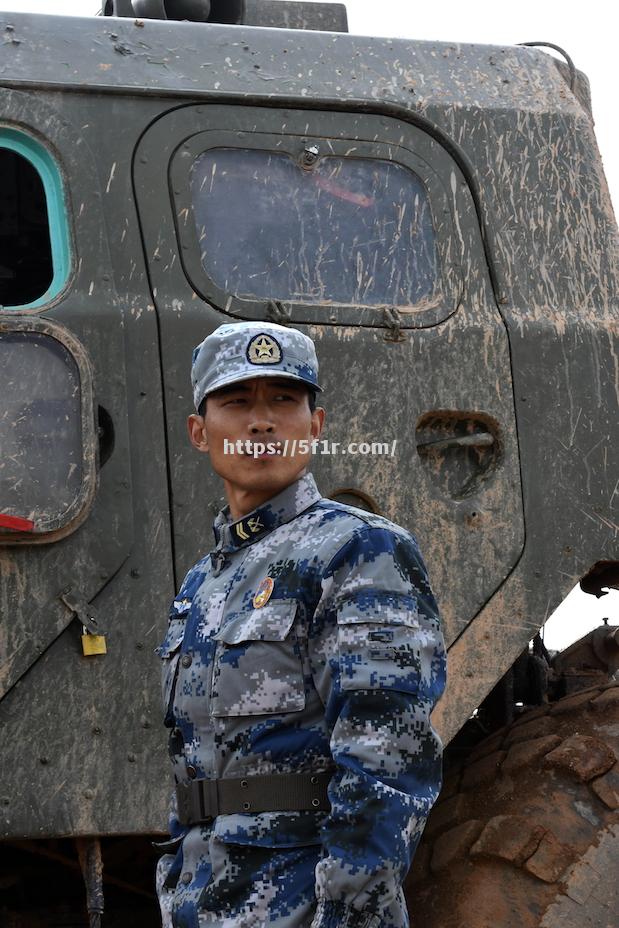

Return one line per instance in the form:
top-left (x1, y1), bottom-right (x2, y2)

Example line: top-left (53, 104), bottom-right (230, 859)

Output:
top-left (252, 577), bottom-right (274, 608)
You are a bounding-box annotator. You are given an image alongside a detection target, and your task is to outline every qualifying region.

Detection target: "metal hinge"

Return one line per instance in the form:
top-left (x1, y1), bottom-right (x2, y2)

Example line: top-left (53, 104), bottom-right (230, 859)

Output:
top-left (382, 306), bottom-right (406, 342)
top-left (59, 588), bottom-right (105, 636)
top-left (266, 300), bottom-right (292, 325)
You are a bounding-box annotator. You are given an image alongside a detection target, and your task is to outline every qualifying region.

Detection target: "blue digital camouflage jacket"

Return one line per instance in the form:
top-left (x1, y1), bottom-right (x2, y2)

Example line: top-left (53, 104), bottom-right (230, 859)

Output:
top-left (155, 471), bottom-right (446, 928)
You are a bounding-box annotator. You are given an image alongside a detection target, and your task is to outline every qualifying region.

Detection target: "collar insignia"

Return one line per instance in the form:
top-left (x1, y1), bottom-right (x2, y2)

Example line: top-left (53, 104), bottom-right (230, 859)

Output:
top-left (235, 515), bottom-right (264, 542)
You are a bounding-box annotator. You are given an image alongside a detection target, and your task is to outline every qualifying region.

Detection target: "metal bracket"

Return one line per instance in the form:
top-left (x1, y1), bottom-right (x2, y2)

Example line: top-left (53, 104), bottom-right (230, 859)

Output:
top-left (59, 588), bottom-right (104, 636)
top-left (382, 306), bottom-right (406, 342)
top-left (266, 300), bottom-right (292, 325)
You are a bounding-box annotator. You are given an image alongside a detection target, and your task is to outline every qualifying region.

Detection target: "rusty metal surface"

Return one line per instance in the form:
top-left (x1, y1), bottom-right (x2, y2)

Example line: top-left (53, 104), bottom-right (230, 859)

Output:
top-left (0, 11), bottom-right (616, 837)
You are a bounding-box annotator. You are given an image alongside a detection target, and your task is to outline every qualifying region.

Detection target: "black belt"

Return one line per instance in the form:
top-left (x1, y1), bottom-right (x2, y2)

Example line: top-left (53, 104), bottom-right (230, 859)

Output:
top-left (176, 770), bottom-right (333, 825)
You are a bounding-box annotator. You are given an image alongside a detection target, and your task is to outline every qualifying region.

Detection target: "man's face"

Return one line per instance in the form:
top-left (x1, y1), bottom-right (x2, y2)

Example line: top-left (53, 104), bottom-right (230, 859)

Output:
top-left (187, 377), bottom-right (325, 503)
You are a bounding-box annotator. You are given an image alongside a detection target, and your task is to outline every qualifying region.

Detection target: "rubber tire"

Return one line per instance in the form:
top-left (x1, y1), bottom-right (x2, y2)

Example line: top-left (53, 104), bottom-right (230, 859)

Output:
top-left (405, 682), bottom-right (619, 928)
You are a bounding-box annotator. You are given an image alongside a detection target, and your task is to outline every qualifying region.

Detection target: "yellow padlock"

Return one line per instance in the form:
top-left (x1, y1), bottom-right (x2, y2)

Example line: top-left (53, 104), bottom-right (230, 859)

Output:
top-left (81, 634), bottom-right (107, 656)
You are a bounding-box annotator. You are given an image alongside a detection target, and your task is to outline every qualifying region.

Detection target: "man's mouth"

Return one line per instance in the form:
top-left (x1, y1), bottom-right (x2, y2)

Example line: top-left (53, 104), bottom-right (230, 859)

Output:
top-left (240, 440), bottom-right (284, 457)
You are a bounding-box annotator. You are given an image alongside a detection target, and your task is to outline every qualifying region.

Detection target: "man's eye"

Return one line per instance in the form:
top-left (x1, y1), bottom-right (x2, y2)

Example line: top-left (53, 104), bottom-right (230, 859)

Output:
top-left (275, 393), bottom-right (297, 401)
top-left (223, 397), bottom-right (247, 406)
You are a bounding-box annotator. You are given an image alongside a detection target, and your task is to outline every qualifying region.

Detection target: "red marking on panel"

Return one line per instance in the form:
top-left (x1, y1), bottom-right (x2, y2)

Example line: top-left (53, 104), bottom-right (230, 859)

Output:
top-left (0, 514), bottom-right (35, 531)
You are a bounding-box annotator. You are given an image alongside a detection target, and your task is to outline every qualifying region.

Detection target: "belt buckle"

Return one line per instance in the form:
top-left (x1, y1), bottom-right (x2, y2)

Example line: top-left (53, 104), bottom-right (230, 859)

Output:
top-left (198, 778), bottom-right (219, 821)
top-left (177, 779), bottom-right (219, 825)
top-left (176, 784), bottom-right (193, 825)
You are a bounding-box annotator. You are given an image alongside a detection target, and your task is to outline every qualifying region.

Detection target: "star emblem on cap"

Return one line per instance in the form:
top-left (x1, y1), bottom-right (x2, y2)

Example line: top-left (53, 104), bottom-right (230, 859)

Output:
top-left (247, 333), bottom-right (282, 365)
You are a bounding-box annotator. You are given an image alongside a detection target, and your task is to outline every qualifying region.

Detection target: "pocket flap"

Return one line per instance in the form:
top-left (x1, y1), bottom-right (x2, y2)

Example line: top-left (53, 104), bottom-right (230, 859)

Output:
top-left (215, 600), bottom-right (298, 644)
top-left (335, 595), bottom-right (419, 628)
top-left (155, 617), bottom-right (186, 657)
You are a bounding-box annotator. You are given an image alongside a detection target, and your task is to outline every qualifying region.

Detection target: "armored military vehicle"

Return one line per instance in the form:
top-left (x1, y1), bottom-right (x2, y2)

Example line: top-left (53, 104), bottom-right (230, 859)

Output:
top-left (0, 2), bottom-right (617, 926)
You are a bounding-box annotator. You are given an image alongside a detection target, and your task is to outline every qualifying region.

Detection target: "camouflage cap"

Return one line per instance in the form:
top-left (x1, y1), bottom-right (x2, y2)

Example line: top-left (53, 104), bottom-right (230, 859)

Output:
top-left (191, 321), bottom-right (323, 412)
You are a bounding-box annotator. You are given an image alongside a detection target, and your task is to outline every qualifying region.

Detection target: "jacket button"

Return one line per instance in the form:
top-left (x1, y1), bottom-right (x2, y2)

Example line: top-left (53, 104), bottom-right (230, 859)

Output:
top-left (181, 654), bottom-right (193, 668)
top-left (181, 872), bottom-right (192, 885)
top-left (186, 765), bottom-right (197, 779)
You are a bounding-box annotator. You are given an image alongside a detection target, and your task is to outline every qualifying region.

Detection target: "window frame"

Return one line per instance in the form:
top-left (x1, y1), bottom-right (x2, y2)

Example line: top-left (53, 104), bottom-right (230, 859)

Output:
top-left (0, 127), bottom-right (71, 311)
top-left (0, 316), bottom-right (98, 544)
top-left (164, 107), bottom-right (463, 329)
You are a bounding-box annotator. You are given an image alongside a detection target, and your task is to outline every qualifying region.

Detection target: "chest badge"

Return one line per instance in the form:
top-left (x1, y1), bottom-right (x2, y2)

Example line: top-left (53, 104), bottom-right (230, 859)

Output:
top-left (253, 577), bottom-right (274, 608)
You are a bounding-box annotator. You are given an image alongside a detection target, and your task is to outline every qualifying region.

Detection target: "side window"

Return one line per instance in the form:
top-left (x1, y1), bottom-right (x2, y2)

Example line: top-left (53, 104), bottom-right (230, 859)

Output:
top-left (189, 148), bottom-right (437, 309)
top-left (0, 129), bottom-right (70, 310)
top-left (0, 320), bottom-right (97, 543)
top-left (155, 108), bottom-right (462, 330)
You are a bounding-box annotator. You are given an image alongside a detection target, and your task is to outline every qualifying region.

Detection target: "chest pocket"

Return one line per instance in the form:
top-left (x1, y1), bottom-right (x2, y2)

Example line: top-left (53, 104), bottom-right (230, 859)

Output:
top-left (210, 600), bottom-right (305, 717)
top-left (155, 601), bottom-right (190, 724)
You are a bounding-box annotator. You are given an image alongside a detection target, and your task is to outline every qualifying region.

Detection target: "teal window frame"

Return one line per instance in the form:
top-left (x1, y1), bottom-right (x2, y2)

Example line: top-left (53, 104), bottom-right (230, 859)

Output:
top-left (0, 128), bottom-right (71, 310)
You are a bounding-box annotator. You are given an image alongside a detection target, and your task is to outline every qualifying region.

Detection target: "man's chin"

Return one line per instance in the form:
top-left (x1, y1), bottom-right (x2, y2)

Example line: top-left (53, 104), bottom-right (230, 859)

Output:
top-left (216, 461), bottom-right (308, 498)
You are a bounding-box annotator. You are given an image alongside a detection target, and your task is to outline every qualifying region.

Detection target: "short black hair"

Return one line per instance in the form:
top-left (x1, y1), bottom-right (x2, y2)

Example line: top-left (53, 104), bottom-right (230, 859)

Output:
top-left (198, 383), bottom-right (317, 417)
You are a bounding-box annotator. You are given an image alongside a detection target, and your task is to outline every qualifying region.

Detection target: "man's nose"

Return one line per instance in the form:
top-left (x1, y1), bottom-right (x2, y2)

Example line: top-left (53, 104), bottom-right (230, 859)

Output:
top-left (248, 407), bottom-right (276, 434)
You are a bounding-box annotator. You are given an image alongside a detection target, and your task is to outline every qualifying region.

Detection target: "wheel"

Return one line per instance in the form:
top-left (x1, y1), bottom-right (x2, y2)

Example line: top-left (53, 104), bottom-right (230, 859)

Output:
top-left (405, 682), bottom-right (619, 928)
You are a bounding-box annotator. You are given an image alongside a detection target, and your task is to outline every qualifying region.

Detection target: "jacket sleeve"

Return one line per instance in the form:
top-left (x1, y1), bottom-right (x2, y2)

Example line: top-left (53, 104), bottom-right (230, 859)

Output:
top-left (307, 524), bottom-right (446, 928)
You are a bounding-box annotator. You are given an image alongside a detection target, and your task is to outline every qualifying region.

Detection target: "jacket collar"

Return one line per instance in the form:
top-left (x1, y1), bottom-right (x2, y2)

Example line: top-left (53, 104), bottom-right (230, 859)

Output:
top-left (212, 471), bottom-right (322, 552)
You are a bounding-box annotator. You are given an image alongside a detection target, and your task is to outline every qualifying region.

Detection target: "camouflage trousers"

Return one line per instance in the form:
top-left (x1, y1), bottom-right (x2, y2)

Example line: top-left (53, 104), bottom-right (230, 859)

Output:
top-left (156, 828), bottom-right (411, 928)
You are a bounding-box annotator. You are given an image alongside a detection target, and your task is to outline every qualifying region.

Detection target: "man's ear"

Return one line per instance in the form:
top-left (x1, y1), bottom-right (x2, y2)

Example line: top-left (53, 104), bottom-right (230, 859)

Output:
top-left (310, 406), bottom-right (325, 441)
top-left (187, 414), bottom-right (209, 453)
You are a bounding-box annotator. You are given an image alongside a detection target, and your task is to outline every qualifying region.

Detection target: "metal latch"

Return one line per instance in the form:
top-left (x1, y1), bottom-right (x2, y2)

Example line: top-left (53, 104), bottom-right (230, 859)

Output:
top-left (60, 588), bottom-right (107, 656)
top-left (383, 306), bottom-right (406, 342)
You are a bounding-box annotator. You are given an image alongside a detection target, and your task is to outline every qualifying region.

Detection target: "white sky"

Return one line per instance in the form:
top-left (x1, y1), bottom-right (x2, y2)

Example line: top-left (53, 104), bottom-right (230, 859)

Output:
top-left (3, 0), bottom-right (617, 649)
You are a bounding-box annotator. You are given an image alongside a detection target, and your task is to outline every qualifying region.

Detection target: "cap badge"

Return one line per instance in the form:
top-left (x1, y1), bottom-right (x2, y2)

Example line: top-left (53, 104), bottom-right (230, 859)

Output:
top-left (247, 333), bottom-right (282, 365)
top-left (252, 577), bottom-right (274, 609)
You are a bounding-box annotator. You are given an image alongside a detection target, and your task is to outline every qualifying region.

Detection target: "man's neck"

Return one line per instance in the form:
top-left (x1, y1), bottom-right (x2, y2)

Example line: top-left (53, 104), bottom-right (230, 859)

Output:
top-left (224, 468), bottom-right (307, 521)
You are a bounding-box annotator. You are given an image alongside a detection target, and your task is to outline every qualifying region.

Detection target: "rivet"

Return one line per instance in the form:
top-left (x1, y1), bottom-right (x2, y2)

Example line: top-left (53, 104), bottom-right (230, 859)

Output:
top-left (242, 801), bottom-right (251, 810)
top-left (127, 753), bottom-right (136, 763)
top-left (84, 789), bottom-right (94, 800)
top-left (39, 756), bottom-right (49, 765)
top-left (240, 779), bottom-right (248, 788)
top-left (311, 798), bottom-right (320, 807)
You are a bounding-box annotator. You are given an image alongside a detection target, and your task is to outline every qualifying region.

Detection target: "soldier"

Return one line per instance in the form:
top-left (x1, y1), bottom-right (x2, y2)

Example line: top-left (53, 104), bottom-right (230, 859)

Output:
top-left (155, 321), bottom-right (446, 928)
